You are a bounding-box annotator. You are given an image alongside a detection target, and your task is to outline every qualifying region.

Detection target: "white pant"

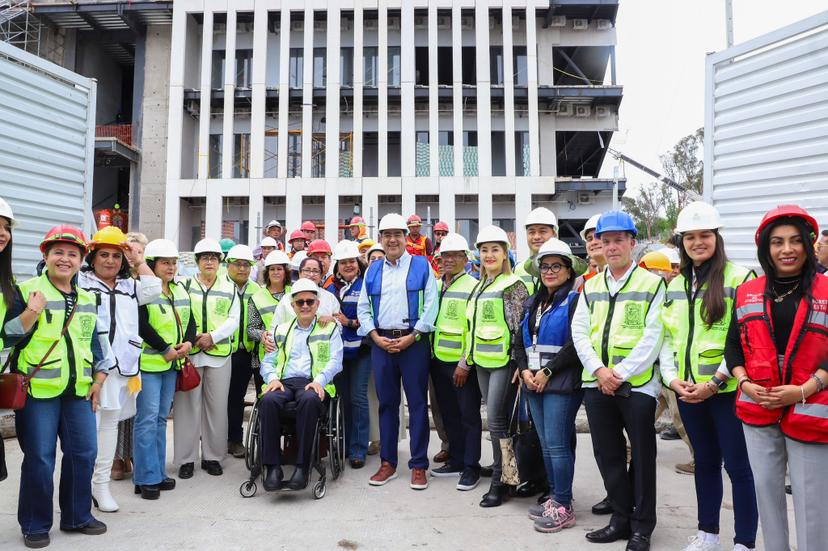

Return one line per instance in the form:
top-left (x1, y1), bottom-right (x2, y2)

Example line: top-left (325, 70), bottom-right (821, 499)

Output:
top-left (93, 408), bottom-right (120, 484)
top-left (173, 359), bottom-right (232, 464)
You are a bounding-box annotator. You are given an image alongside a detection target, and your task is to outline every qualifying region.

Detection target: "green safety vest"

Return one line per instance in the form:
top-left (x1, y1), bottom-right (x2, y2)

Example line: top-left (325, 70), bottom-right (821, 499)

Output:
top-left (271, 318), bottom-right (337, 397)
top-left (432, 273), bottom-right (478, 362)
top-left (14, 274), bottom-right (99, 399)
top-left (514, 260), bottom-right (536, 295)
top-left (465, 273), bottom-right (521, 369)
top-left (140, 282), bottom-right (192, 373)
top-left (250, 285), bottom-right (291, 362)
top-left (233, 280), bottom-right (262, 354)
top-left (582, 266), bottom-right (663, 387)
top-left (661, 262), bottom-right (753, 392)
top-left (186, 274), bottom-right (237, 357)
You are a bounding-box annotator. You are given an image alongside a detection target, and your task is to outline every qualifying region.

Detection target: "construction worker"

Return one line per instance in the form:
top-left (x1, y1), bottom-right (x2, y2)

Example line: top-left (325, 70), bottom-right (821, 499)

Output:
top-left (348, 216), bottom-right (369, 244)
top-left (365, 242), bottom-right (385, 265)
top-left (225, 245), bottom-right (263, 459)
top-left (405, 214), bottom-right (433, 258)
top-left (0, 198), bottom-right (13, 483)
top-left (301, 220), bottom-right (317, 242)
top-left (357, 213), bottom-right (439, 490)
top-left (287, 229), bottom-right (307, 259)
top-left (430, 221), bottom-right (450, 273)
top-left (581, 213), bottom-right (606, 282)
top-left (174, 238), bottom-right (239, 480)
top-left (308, 239), bottom-right (334, 279)
top-left (264, 220), bottom-right (286, 251)
top-left (658, 247), bottom-right (681, 282)
top-left (428, 233), bottom-right (483, 492)
top-left (218, 238), bottom-right (235, 278)
top-left (638, 251), bottom-right (673, 281)
top-left (660, 201), bottom-right (757, 551)
top-left (255, 237), bottom-right (279, 285)
top-left (571, 211), bottom-right (665, 551)
top-left (515, 207), bottom-right (558, 294)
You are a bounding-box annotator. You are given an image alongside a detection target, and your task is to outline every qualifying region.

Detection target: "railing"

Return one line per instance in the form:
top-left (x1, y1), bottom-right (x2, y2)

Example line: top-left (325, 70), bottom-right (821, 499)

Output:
top-left (95, 124), bottom-right (132, 146)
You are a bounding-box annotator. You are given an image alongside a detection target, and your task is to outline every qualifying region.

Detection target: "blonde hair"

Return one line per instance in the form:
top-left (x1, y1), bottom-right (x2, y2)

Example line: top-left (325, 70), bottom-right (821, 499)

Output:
top-left (126, 232), bottom-right (148, 246)
top-left (480, 242), bottom-right (511, 277)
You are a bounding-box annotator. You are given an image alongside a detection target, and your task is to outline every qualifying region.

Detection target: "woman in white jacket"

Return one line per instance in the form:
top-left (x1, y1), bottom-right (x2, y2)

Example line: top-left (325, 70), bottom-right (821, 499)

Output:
top-left (80, 227), bottom-right (161, 512)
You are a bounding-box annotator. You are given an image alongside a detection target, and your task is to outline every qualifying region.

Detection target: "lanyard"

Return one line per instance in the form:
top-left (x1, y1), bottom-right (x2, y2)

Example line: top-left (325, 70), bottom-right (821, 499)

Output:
top-left (532, 299), bottom-right (554, 351)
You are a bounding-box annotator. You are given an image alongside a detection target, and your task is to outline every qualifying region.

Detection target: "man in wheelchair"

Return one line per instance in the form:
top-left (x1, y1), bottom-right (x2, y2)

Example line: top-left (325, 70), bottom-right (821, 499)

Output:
top-left (259, 278), bottom-right (343, 491)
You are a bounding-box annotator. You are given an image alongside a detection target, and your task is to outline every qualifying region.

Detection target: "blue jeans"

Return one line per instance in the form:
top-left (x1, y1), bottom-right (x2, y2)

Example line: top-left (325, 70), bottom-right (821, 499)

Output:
top-left (525, 389), bottom-right (584, 506)
top-left (339, 347), bottom-right (372, 460)
top-left (133, 370), bottom-right (177, 486)
top-left (15, 396), bottom-right (97, 536)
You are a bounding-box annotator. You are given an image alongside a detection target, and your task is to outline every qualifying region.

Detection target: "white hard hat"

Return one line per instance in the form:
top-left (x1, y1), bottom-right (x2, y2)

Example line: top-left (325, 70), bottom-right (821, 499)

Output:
top-left (658, 247), bottom-right (681, 265)
top-left (675, 201), bottom-right (724, 233)
top-left (260, 236), bottom-right (279, 248)
top-left (264, 250), bottom-right (291, 267)
top-left (333, 240), bottom-right (361, 261)
top-left (580, 214), bottom-right (602, 241)
top-left (226, 244), bottom-right (255, 263)
top-left (291, 277), bottom-right (319, 295)
top-left (532, 238), bottom-right (589, 277)
top-left (266, 219), bottom-right (282, 229)
top-left (193, 238), bottom-right (223, 255)
top-left (475, 225), bottom-right (511, 250)
top-left (0, 197), bottom-right (16, 228)
top-left (525, 207), bottom-right (558, 231)
top-left (290, 250), bottom-right (307, 271)
top-left (365, 243), bottom-right (385, 258)
top-left (438, 233), bottom-right (471, 255)
top-left (144, 238), bottom-right (179, 260)
top-left (378, 213), bottom-right (408, 234)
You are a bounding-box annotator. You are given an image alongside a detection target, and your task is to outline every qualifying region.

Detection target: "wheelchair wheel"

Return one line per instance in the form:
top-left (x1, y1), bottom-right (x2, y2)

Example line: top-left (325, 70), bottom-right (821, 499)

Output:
top-left (328, 397), bottom-right (345, 480)
top-left (244, 401), bottom-right (260, 472)
top-left (239, 480), bottom-right (257, 498)
top-left (312, 480), bottom-right (326, 500)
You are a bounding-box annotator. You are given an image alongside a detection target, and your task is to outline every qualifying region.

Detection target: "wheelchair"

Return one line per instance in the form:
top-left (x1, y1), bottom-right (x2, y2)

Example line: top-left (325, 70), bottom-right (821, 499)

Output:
top-left (239, 390), bottom-right (345, 499)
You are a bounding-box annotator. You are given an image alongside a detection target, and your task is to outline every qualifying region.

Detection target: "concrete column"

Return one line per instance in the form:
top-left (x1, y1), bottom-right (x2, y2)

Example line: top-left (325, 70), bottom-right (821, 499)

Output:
top-left (197, 11), bottom-right (214, 180)
top-left (248, 186), bottom-right (264, 246)
top-left (515, 184), bottom-right (532, 260)
top-left (325, 3), bottom-right (341, 242)
top-left (475, 1), bottom-right (492, 228)
top-left (451, 5), bottom-right (463, 178)
top-left (161, 11), bottom-right (185, 242)
top-left (526, 4), bottom-right (540, 177)
top-left (205, 191), bottom-right (222, 239)
top-left (502, 3), bottom-right (516, 178)
top-left (221, 10), bottom-right (237, 180)
top-left (378, 7), bottom-right (388, 178)
top-left (430, 5), bottom-right (452, 227)
top-left (301, 8), bottom-right (314, 179)
top-left (249, 3), bottom-right (267, 180)
top-left (400, 2), bottom-right (415, 217)
top-left (362, 180), bottom-right (379, 242)
top-left (353, 5), bottom-right (364, 179)
top-left (277, 9), bottom-right (290, 180)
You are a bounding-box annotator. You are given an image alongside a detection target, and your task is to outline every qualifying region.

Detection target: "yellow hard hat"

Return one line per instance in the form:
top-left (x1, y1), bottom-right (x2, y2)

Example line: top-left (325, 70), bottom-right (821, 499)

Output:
top-left (639, 251), bottom-right (672, 272)
top-left (90, 226), bottom-right (129, 251)
top-left (358, 239), bottom-right (376, 253)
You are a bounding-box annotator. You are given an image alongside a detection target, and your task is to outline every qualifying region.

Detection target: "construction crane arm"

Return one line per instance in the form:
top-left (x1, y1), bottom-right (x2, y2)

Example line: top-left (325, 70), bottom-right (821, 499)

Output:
top-left (608, 148), bottom-right (703, 201)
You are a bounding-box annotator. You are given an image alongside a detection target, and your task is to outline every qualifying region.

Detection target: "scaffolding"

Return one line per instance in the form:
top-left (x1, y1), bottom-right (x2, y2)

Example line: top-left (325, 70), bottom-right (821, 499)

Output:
top-left (0, 1), bottom-right (40, 55)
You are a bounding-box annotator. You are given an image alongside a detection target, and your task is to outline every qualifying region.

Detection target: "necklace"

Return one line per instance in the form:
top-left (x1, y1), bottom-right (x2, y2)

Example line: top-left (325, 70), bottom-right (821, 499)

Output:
top-left (772, 281), bottom-right (800, 303)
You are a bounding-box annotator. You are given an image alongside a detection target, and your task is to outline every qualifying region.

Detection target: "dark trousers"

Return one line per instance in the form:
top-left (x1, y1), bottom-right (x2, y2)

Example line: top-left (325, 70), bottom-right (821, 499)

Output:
top-left (678, 392), bottom-right (758, 547)
top-left (372, 337), bottom-right (431, 469)
top-left (430, 358), bottom-right (482, 471)
top-left (227, 349), bottom-right (263, 444)
top-left (258, 377), bottom-right (323, 469)
top-left (584, 389), bottom-right (657, 536)
top-left (15, 396), bottom-right (97, 536)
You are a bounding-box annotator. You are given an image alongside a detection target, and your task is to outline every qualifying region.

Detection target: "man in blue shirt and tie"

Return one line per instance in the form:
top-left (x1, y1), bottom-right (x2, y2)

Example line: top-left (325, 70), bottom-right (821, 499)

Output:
top-left (358, 213), bottom-right (439, 490)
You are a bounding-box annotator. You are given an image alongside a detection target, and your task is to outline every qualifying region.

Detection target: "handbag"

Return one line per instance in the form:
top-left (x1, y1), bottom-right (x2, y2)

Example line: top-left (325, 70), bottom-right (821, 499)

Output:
top-left (499, 385), bottom-right (544, 486)
top-left (0, 307), bottom-right (77, 410)
top-left (170, 297), bottom-right (200, 392)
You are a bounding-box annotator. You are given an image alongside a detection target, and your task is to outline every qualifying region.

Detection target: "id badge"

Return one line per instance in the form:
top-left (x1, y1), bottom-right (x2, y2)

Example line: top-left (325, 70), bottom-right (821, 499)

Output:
top-left (527, 350), bottom-right (541, 371)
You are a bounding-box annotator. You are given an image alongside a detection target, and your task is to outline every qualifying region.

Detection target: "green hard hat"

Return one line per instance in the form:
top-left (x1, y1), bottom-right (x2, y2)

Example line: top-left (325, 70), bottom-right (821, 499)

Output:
top-left (219, 238), bottom-right (236, 254)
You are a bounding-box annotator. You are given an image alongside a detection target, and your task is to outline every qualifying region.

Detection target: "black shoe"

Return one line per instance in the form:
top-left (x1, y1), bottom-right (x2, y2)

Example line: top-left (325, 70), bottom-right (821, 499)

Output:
top-left (591, 496), bottom-right (613, 515)
top-left (515, 479), bottom-right (545, 498)
top-left (625, 533), bottom-right (651, 551)
top-left (263, 465), bottom-right (283, 492)
top-left (660, 426), bottom-right (680, 440)
top-left (201, 460), bottom-right (223, 476)
top-left (456, 468), bottom-right (480, 491)
top-left (537, 493), bottom-right (552, 505)
top-left (349, 458), bottom-right (365, 469)
top-left (479, 482), bottom-right (507, 508)
top-left (60, 518), bottom-right (107, 535)
top-left (585, 524), bottom-right (631, 544)
top-left (159, 477), bottom-right (176, 491)
top-left (23, 533), bottom-right (50, 549)
top-left (133, 484), bottom-right (160, 500)
top-left (480, 463), bottom-right (493, 477)
top-left (228, 441), bottom-right (246, 458)
top-left (178, 462), bottom-right (194, 479)
top-left (430, 463), bottom-right (463, 477)
top-left (286, 466), bottom-right (308, 491)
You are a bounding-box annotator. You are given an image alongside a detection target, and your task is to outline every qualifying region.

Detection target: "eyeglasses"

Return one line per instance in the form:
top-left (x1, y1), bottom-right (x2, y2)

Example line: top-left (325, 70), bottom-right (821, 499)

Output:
top-left (293, 298), bottom-right (317, 307)
top-left (229, 261), bottom-right (252, 268)
top-left (300, 268), bottom-right (321, 275)
top-left (198, 253), bottom-right (220, 262)
top-left (539, 263), bottom-right (566, 274)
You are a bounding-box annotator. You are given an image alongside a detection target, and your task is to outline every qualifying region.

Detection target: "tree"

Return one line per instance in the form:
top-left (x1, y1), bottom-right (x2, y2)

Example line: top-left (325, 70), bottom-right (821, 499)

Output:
top-left (660, 127), bottom-right (704, 212)
top-left (622, 181), bottom-right (671, 241)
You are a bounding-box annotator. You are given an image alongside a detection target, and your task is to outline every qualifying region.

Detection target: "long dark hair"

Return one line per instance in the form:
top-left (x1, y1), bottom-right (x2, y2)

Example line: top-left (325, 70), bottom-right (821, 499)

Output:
top-left (680, 231), bottom-right (728, 327)
top-left (530, 255), bottom-right (575, 315)
top-left (263, 263), bottom-right (292, 290)
top-left (332, 257), bottom-right (366, 291)
top-left (82, 248), bottom-right (132, 280)
top-left (757, 216), bottom-right (818, 306)
top-left (0, 218), bottom-right (14, 308)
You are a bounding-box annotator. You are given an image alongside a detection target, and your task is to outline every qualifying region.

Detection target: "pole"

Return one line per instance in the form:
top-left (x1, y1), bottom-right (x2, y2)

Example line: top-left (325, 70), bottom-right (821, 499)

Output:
top-left (612, 165), bottom-right (619, 210)
top-left (725, 0), bottom-right (734, 48)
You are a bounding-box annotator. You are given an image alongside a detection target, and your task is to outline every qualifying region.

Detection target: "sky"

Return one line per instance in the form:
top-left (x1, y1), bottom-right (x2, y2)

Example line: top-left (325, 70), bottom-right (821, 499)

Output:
top-left (605, 0), bottom-right (828, 194)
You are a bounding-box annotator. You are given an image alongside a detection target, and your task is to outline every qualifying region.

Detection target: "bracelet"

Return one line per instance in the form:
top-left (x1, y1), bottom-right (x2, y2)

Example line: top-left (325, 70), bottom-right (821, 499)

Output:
top-left (25, 307), bottom-right (42, 315)
top-left (810, 373), bottom-right (826, 392)
top-left (801, 385), bottom-right (807, 405)
top-left (738, 376), bottom-right (751, 391)
top-left (705, 381), bottom-right (719, 394)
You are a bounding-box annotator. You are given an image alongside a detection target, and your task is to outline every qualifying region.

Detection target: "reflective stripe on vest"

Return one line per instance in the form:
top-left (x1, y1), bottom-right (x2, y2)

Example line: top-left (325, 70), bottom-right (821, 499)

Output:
top-left (514, 262), bottom-right (536, 295)
top-left (187, 275), bottom-right (236, 357)
top-left (234, 280), bottom-right (261, 354)
top-left (251, 286), bottom-right (285, 363)
top-left (466, 273), bottom-right (521, 369)
top-left (406, 234), bottom-right (428, 257)
top-left (140, 283), bottom-right (192, 373)
top-left (326, 278), bottom-right (364, 360)
top-left (272, 319), bottom-right (337, 397)
top-left (432, 273), bottom-right (477, 362)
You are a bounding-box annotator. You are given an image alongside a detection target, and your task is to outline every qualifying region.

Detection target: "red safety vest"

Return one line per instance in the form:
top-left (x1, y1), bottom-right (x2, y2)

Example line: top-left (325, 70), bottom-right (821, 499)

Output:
top-left (734, 275), bottom-right (828, 443)
top-left (406, 234), bottom-right (428, 257)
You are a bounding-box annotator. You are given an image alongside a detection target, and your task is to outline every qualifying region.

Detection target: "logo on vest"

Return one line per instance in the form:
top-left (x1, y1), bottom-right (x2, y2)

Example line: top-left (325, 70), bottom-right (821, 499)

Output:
top-left (316, 342), bottom-right (330, 362)
top-left (622, 303), bottom-right (644, 329)
top-left (215, 298), bottom-right (230, 317)
top-left (482, 301), bottom-right (497, 322)
top-left (445, 300), bottom-right (459, 320)
top-left (79, 316), bottom-right (95, 339)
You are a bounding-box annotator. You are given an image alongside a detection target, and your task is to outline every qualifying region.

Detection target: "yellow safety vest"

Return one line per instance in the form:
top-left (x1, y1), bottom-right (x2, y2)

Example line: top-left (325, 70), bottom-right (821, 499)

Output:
top-left (186, 274), bottom-right (236, 357)
top-left (140, 282), bottom-right (192, 373)
top-left (432, 273), bottom-right (477, 362)
top-left (466, 273), bottom-right (521, 369)
top-left (514, 261), bottom-right (536, 295)
top-left (250, 285), bottom-right (290, 363)
top-left (271, 318), bottom-right (337, 397)
top-left (233, 280), bottom-right (261, 354)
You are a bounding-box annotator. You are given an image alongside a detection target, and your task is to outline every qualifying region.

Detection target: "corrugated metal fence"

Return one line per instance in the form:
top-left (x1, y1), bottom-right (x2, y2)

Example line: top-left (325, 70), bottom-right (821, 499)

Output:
top-left (0, 40), bottom-right (96, 281)
top-left (704, 11), bottom-right (828, 268)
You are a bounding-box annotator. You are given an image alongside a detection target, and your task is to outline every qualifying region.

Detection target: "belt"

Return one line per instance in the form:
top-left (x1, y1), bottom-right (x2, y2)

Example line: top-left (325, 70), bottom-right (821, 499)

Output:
top-left (376, 328), bottom-right (413, 338)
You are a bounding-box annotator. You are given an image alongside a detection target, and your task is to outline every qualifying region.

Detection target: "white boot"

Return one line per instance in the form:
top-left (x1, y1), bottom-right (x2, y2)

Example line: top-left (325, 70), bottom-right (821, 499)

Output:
top-left (92, 482), bottom-right (119, 513)
top-left (92, 409), bottom-right (120, 512)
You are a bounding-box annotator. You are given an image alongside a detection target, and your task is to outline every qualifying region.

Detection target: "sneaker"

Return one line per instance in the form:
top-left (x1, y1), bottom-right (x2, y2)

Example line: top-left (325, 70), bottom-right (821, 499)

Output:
top-left (528, 498), bottom-right (561, 521)
top-left (660, 426), bottom-right (680, 440)
top-left (533, 504), bottom-right (576, 533)
top-left (367, 441), bottom-right (380, 456)
top-left (410, 468), bottom-right (429, 490)
top-left (430, 463), bottom-right (463, 477)
top-left (227, 441), bottom-right (246, 458)
top-left (675, 461), bottom-right (695, 475)
top-left (23, 533), bottom-right (50, 549)
top-left (456, 469), bottom-right (480, 491)
top-left (682, 535), bottom-right (722, 551)
top-left (368, 461), bottom-right (397, 486)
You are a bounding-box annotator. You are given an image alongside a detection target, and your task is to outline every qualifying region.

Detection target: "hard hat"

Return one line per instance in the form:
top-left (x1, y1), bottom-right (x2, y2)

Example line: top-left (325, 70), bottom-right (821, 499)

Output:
top-left (0, 197), bottom-right (17, 227)
top-left (144, 238), bottom-right (179, 260)
top-left (226, 244), bottom-right (255, 263)
top-left (438, 233), bottom-right (471, 255)
top-left (595, 211), bottom-right (637, 237)
top-left (219, 238), bottom-right (235, 254)
top-left (40, 225), bottom-right (88, 254)
top-left (433, 221), bottom-right (450, 233)
top-left (358, 239), bottom-right (376, 253)
top-left (290, 250), bottom-right (307, 271)
top-left (349, 216), bottom-right (365, 226)
top-left (534, 238), bottom-right (588, 276)
top-left (193, 238), bottom-right (223, 255)
top-left (260, 236), bottom-right (279, 249)
top-left (580, 214), bottom-right (602, 241)
top-left (300, 221), bottom-right (317, 232)
top-left (675, 201), bottom-right (724, 233)
top-left (265, 219), bottom-right (282, 230)
top-left (378, 213), bottom-right (408, 234)
top-left (307, 239), bottom-right (332, 256)
top-left (475, 225), bottom-right (511, 250)
top-left (288, 230), bottom-right (306, 242)
top-left (525, 207), bottom-right (558, 231)
top-left (333, 240), bottom-right (361, 261)
top-left (639, 251), bottom-right (673, 272)
top-left (264, 250), bottom-right (291, 267)
top-left (658, 247), bottom-right (681, 265)
top-left (407, 214), bottom-right (423, 227)
top-left (366, 243), bottom-right (385, 258)
top-left (291, 277), bottom-right (319, 296)
top-left (755, 205), bottom-right (818, 245)
top-left (89, 226), bottom-right (129, 251)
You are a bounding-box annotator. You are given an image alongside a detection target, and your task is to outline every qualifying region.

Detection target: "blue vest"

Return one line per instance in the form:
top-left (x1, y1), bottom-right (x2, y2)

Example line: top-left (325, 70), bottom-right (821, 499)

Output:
top-left (521, 291), bottom-right (578, 394)
top-left (364, 255), bottom-right (430, 330)
top-left (325, 277), bottom-right (364, 360)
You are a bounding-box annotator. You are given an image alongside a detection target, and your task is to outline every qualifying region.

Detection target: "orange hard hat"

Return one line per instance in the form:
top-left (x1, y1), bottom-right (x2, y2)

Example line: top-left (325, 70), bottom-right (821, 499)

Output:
top-left (307, 239), bottom-right (332, 256)
top-left (40, 224), bottom-right (88, 254)
top-left (349, 216), bottom-right (365, 226)
top-left (755, 205), bottom-right (818, 245)
top-left (407, 214), bottom-right (423, 226)
top-left (433, 221), bottom-right (449, 232)
top-left (300, 221), bottom-right (317, 232)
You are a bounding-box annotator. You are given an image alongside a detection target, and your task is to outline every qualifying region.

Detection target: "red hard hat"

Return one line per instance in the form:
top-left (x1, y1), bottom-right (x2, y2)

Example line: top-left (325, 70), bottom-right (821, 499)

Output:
top-left (349, 216), bottom-right (365, 226)
top-left (755, 205), bottom-right (819, 245)
top-left (307, 239), bottom-right (332, 255)
top-left (434, 221), bottom-right (449, 232)
top-left (301, 221), bottom-right (317, 232)
top-left (289, 229), bottom-right (306, 242)
top-left (407, 214), bottom-right (422, 226)
top-left (40, 224), bottom-right (88, 254)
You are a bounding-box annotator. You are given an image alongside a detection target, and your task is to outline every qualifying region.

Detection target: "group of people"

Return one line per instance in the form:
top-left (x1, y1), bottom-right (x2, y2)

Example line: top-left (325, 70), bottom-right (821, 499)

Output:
top-left (1, 197), bottom-right (826, 551)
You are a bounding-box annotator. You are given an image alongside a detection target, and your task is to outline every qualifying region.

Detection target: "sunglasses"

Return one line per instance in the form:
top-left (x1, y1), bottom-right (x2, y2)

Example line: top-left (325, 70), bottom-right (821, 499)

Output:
top-left (294, 298), bottom-right (317, 307)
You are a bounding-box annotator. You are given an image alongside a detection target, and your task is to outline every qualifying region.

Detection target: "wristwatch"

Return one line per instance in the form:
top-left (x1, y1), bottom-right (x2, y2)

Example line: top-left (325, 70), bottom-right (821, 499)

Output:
top-left (711, 376), bottom-right (728, 392)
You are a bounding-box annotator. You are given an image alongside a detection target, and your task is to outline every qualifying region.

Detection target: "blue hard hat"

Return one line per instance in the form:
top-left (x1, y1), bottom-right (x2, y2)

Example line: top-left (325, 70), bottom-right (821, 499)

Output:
top-left (595, 211), bottom-right (637, 237)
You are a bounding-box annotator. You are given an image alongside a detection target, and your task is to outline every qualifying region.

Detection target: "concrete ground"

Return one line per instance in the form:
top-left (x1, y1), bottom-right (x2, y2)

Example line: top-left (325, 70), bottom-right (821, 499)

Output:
top-left (0, 425), bottom-right (778, 551)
